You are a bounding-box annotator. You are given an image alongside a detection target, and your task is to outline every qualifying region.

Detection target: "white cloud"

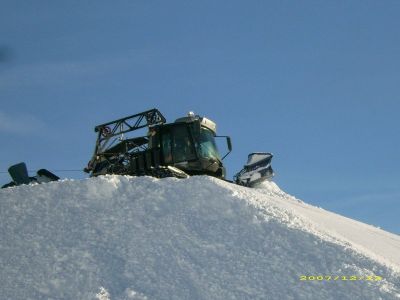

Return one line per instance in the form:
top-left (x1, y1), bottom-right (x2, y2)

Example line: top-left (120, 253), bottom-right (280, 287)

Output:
top-left (0, 111), bottom-right (46, 135)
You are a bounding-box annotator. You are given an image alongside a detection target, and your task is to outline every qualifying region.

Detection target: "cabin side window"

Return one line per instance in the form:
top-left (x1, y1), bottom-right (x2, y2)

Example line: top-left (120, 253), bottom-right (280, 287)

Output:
top-left (171, 125), bottom-right (196, 163)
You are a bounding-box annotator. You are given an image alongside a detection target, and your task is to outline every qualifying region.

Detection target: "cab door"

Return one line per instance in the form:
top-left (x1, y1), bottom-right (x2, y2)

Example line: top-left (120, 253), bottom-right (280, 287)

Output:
top-left (160, 124), bottom-right (197, 164)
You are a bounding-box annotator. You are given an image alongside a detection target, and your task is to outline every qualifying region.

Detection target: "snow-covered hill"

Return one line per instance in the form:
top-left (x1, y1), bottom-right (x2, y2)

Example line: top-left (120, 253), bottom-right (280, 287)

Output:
top-left (1, 176), bottom-right (399, 299)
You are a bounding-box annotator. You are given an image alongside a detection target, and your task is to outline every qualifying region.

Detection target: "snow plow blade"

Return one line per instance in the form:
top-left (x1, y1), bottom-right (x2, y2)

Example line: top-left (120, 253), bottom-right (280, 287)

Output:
top-left (234, 152), bottom-right (274, 187)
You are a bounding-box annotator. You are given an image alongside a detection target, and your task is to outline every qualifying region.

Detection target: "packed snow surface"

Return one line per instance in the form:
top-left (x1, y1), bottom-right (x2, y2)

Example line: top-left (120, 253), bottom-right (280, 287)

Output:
top-left (1, 175), bottom-right (399, 299)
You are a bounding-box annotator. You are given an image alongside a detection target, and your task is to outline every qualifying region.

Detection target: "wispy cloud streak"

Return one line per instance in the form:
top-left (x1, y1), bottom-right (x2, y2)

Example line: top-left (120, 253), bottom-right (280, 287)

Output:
top-left (0, 49), bottom-right (155, 89)
top-left (0, 111), bottom-right (46, 135)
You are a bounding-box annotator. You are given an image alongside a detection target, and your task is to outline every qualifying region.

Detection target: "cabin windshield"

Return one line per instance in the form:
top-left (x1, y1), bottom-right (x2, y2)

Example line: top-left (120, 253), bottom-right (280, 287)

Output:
top-left (196, 127), bottom-right (221, 161)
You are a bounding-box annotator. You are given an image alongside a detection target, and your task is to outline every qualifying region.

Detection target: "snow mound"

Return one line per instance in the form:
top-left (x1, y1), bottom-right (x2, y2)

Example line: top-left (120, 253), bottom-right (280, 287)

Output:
top-left (1, 175), bottom-right (399, 299)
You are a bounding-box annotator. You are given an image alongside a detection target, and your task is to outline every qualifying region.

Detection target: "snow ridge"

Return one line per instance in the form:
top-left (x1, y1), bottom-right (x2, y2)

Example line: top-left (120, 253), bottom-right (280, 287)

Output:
top-left (227, 179), bottom-right (400, 274)
top-left (1, 175), bottom-right (399, 299)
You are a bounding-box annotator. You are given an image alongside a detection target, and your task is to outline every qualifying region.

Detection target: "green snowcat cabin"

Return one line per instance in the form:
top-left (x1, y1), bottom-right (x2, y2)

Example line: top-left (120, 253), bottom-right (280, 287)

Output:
top-left (85, 109), bottom-right (232, 179)
top-left (149, 113), bottom-right (231, 178)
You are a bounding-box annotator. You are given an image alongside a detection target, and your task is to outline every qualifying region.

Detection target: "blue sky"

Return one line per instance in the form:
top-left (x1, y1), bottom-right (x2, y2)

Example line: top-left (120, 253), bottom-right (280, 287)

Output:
top-left (1, 1), bottom-right (399, 234)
